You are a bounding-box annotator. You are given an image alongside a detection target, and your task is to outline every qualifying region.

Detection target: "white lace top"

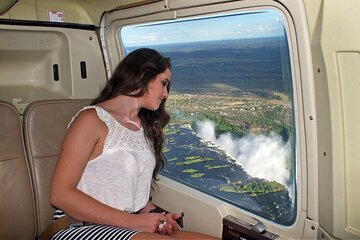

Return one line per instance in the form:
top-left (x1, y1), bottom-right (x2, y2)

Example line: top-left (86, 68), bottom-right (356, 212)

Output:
top-left (71, 106), bottom-right (155, 213)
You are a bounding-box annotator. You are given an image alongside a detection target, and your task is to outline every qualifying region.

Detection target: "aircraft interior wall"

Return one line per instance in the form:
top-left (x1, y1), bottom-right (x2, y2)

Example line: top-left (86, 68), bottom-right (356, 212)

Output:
top-left (0, 23), bottom-right (107, 114)
top-left (304, 0), bottom-right (360, 238)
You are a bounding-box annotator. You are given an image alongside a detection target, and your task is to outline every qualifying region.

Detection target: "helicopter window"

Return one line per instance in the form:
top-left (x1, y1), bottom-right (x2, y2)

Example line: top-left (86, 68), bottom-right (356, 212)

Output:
top-left (120, 9), bottom-right (296, 226)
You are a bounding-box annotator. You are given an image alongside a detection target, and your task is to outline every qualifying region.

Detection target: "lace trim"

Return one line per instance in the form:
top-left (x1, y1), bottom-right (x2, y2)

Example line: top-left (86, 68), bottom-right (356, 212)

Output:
top-left (69, 106), bottom-right (152, 152)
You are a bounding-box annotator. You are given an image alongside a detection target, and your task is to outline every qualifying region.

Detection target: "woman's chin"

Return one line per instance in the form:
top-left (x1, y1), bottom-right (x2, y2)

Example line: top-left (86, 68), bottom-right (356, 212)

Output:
top-left (144, 105), bottom-right (160, 111)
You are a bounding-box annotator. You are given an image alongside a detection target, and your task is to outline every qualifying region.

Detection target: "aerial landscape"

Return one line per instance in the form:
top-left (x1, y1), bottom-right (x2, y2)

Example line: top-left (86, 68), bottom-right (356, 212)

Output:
top-left (162, 90), bottom-right (295, 224)
top-left (135, 37), bottom-right (297, 225)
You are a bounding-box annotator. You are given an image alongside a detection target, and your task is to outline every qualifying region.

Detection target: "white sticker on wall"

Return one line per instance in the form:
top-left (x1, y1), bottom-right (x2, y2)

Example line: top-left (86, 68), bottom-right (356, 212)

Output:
top-left (48, 10), bottom-right (64, 22)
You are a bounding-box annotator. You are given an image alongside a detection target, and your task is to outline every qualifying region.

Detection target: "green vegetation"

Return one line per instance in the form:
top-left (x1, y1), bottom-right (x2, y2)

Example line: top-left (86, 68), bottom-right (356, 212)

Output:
top-left (191, 173), bottom-right (205, 178)
top-left (182, 169), bottom-right (198, 173)
top-left (219, 179), bottom-right (285, 196)
top-left (162, 146), bottom-right (171, 153)
top-left (176, 155), bottom-right (214, 166)
top-left (182, 169), bottom-right (205, 178)
top-left (166, 90), bottom-right (293, 138)
top-left (167, 157), bottom-right (178, 161)
top-left (204, 164), bottom-right (230, 169)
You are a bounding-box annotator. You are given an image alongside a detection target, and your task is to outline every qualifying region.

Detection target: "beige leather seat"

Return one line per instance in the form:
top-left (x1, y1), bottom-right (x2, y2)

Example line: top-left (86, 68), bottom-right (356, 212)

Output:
top-left (23, 99), bottom-right (90, 238)
top-left (0, 101), bottom-right (36, 240)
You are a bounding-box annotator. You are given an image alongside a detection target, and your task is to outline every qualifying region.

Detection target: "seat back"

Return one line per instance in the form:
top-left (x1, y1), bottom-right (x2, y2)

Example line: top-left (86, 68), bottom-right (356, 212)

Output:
top-left (23, 99), bottom-right (90, 237)
top-left (0, 101), bottom-right (36, 240)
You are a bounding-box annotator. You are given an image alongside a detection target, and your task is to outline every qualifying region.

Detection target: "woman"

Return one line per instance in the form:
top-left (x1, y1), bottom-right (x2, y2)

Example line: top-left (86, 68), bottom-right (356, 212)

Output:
top-left (49, 48), bottom-right (218, 239)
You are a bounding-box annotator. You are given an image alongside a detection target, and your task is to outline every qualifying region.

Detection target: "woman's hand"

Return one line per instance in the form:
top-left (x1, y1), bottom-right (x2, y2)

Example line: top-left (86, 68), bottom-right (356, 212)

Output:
top-left (130, 212), bottom-right (168, 233)
top-left (157, 212), bottom-right (181, 235)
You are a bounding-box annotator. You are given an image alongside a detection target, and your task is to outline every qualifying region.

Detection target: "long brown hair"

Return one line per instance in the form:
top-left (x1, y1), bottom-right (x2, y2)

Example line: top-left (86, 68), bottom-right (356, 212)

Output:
top-left (91, 48), bottom-right (171, 179)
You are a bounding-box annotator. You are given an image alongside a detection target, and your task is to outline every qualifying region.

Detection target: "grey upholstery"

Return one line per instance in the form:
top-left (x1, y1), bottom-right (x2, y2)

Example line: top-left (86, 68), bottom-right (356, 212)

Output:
top-left (23, 99), bottom-right (90, 237)
top-left (0, 101), bottom-right (36, 239)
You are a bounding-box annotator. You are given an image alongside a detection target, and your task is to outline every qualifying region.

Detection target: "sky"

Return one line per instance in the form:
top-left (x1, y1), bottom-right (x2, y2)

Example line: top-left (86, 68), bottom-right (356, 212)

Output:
top-left (120, 10), bottom-right (285, 47)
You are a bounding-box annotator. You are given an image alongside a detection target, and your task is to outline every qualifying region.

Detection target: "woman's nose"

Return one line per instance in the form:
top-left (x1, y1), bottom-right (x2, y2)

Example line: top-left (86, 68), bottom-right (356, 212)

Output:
top-left (163, 88), bottom-right (169, 99)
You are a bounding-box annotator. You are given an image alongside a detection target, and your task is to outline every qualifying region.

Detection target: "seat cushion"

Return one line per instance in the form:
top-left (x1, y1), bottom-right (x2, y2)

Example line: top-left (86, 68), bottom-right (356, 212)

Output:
top-left (0, 101), bottom-right (36, 239)
top-left (23, 99), bottom-right (90, 237)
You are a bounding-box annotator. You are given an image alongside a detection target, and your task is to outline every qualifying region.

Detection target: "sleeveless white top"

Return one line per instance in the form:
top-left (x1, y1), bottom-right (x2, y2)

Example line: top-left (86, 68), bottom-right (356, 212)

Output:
top-left (70, 106), bottom-right (155, 213)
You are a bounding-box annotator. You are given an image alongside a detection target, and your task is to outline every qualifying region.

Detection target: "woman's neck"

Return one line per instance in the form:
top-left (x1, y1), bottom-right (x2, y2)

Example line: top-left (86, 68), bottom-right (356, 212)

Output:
top-left (97, 96), bottom-right (142, 130)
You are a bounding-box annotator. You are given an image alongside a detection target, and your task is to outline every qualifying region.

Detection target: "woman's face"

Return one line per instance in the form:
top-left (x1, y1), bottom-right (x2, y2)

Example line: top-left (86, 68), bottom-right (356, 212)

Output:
top-left (142, 68), bottom-right (171, 111)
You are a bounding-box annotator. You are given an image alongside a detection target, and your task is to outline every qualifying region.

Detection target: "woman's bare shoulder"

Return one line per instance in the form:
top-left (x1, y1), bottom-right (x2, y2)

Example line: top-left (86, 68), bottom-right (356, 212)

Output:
top-left (69, 107), bottom-right (105, 131)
